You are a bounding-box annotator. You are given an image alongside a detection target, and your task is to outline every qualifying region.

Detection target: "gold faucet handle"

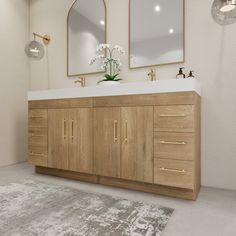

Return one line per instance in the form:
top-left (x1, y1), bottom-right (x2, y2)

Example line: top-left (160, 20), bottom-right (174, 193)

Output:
top-left (74, 77), bottom-right (86, 87)
top-left (148, 68), bottom-right (157, 81)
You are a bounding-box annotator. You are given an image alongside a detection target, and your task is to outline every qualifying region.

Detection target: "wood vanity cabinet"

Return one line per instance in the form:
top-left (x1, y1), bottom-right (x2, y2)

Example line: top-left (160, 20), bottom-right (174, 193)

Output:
top-left (48, 108), bottom-right (93, 174)
top-left (120, 107), bottom-right (153, 183)
top-left (28, 109), bottom-right (48, 167)
top-left (28, 92), bottom-right (201, 200)
top-left (93, 107), bottom-right (121, 178)
top-left (93, 106), bottom-right (154, 183)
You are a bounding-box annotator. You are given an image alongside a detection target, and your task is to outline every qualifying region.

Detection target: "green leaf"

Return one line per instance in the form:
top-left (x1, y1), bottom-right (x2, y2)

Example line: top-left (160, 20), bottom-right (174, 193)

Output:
top-left (113, 74), bottom-right (119, 79)
top-left (104, 74), bottom-right (112, 80)
top-left (114, 78), bottom-right (123, 81)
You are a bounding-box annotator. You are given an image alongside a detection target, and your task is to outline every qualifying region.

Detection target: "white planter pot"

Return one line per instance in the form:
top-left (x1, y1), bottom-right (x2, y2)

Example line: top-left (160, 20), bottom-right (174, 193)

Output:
top-left (99, 81), bottom-right (121, 86)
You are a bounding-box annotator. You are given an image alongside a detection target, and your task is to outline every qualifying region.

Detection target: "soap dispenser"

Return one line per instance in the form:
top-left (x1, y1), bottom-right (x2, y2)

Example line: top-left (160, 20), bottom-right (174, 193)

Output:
top-left (187, 71), bottom-right (195, 79)
top-left (176, 67), bottom-right (186, 79)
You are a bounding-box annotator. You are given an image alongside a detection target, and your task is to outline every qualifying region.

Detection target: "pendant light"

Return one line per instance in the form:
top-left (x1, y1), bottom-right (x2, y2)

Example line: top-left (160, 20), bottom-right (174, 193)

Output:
top-left (212, 0), bottom-right (236, 25)
top-left (25, 33), bottom-right (51, 60)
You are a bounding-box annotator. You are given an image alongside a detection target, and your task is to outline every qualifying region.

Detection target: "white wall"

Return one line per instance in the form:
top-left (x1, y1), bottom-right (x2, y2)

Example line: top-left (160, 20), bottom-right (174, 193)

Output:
top-left (29, 0), bottom-right (236, 190)
top-left (0, 0), bottom-right (29, 167)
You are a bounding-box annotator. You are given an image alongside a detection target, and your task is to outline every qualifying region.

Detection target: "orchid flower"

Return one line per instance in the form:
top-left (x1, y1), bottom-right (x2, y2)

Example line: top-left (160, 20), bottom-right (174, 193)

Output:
top-left (89, 44), bottom-right (125, 84)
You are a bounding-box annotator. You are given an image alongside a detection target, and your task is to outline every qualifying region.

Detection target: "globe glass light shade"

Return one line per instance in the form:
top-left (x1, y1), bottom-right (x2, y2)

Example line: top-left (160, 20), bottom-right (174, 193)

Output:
top-left (212, 0), bottom-right (236, 25)
top-left (220, 4), bottom-right (236, 12)
top-left (25, 40), bottom-right (45, 60)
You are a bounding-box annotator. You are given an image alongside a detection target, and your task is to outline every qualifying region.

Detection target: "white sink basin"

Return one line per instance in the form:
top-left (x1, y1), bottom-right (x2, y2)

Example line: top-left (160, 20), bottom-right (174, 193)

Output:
top-left (28, 79), bottom-right (201, 101)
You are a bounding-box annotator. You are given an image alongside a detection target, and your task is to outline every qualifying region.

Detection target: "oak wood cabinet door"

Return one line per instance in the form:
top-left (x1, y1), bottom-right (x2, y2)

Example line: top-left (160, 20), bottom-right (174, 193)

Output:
top-left (94, 107), bottom-right (121, 178)
top-left (48, 109), bottom-right (69, 170)
top-left (121, 107), bottom-right (154, 183)
top-left (68, 108), bottom-right (93, 174)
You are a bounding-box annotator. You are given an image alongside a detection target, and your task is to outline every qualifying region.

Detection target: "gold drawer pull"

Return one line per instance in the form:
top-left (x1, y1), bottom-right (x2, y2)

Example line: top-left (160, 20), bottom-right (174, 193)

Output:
top-left (160, 167), bottom-right (186, 173)
top-left (30, 116), bottom-right (44, 118)
top-left (114, 120), bottom-right (118, 143)
top-left (159, 114), bottom-right (186, 117)
top-left (29, 134), bottom-right (45, 137)
top-left (30, 152), bottom-right (46, 157)
top-left (159, 141), bottom-right (186, 145)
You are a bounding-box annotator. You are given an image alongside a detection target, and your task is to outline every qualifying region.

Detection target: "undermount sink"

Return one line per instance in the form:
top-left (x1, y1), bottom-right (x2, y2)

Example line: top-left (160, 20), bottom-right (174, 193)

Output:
top-left (28, 79), bottom-right (201, 101)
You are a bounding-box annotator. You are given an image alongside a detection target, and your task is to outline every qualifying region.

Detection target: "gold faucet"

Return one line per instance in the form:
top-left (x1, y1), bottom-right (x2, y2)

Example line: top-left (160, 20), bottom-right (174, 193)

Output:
top-left (75, 77), bottom-right (86, 87)
top-left (148, 68), bottom-right (157, 81)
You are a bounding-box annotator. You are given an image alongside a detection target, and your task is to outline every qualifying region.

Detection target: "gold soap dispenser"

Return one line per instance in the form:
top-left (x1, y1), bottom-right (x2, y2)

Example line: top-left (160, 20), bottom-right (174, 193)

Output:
top-left (176, 67), bottom-right (186, 79)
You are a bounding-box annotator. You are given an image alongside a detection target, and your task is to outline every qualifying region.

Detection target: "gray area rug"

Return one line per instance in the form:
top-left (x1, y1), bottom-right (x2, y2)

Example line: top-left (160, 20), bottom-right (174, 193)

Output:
top-left (0, 180), bottom-right (173, 236)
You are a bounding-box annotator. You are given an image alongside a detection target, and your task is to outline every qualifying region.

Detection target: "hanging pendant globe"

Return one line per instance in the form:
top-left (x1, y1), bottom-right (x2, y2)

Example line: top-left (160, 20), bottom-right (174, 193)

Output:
top-left (25, 40), bottom-right (45, 60)
top-left (212, 0), bottom-right (236, 25)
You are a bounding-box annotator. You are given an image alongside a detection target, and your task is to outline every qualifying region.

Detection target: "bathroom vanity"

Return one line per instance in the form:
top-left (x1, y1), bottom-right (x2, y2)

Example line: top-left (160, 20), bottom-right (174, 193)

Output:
top-left (28, 79), bottom-right (201, 200)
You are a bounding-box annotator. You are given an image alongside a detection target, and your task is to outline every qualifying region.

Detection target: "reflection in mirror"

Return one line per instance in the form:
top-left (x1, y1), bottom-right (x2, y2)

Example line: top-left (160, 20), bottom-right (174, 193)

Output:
top-left (67, 0), bottom-right (106, 76)
top-left (130, 0), bottom-right (184, 69)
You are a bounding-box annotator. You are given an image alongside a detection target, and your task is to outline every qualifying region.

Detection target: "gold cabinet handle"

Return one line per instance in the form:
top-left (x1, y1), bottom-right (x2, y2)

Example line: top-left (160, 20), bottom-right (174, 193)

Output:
top-left (114, 120), bottom-right (118, 143)
top-left (160, 167), bottom-right (186, 173)
top-left (124, 120), bottom-right (128, 143)
top-left (29, 116), bottom-right (44, 118)
top-left (71, 119), bottom-right (74, 141)
top-left (63, 119), bottom-right (67, 140)
top-left (29, 152), bottom-right (46, 157)
top-left (29, 134), bottom-right (45, 137)
top-left (159, 141), bottom-right (186, 145)
top-left (159, 114), bottom-right (186, 117)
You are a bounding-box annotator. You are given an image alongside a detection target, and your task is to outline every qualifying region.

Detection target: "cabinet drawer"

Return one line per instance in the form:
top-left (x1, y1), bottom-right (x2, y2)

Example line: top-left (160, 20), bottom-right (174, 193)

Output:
top-left (29, 146), bottom-right (47, 156)
top-left (154, 132), bottom-right (194, 161)
top-left (154, 159), bottom-right (194, 189)
top-left (29, 109), bottom-right (47, 127)
top-left (29, 127), bottom-right (47, 136)
top-left (29, 135), bottom-right (47, 148)
top-left (29, 127), bottom-right (47, 147)
top-left (154, 105), bottom-right (194, 132)
top-left (28, 152), bottom-right (47, 167)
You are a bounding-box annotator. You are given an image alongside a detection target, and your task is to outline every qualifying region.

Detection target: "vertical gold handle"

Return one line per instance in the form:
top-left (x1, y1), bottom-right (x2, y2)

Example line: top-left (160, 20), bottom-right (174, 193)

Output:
top-left (114, 120), bottom-right (118, 143)
top-left (63, 119), bottom-right (66, 140)
top-left (124, 120), bottom-right (128, 143)
top-left (71, 119), bottom-right (74, 141)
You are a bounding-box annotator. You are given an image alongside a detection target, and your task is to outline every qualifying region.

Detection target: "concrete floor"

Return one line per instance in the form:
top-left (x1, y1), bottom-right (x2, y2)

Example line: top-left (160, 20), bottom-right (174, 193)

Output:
top-left (0, 163), bottom-right (236, 236)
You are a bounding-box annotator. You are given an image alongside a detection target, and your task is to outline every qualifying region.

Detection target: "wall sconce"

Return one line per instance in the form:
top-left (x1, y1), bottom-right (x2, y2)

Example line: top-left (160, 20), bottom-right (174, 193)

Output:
top-left (212, 0), bottom-right (236, 25)
top-left (25, 33), bottom-right (51, 60)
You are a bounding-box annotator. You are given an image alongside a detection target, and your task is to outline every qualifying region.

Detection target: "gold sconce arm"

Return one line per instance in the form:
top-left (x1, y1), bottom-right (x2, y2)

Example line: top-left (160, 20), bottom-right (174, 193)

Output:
top-left (33, 32), bottom-right (51, 45)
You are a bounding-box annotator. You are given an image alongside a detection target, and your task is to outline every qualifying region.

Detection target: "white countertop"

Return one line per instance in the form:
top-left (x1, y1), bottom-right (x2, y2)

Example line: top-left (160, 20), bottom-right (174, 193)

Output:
top-left (28, 79), bottom-right (201, 101)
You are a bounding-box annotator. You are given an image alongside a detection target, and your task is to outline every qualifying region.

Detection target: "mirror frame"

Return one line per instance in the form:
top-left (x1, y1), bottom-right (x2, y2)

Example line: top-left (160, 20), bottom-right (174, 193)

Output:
top-left (129, 0), bottom-right (185, 69)
top-left (67, 0), bottom-right (107, 77)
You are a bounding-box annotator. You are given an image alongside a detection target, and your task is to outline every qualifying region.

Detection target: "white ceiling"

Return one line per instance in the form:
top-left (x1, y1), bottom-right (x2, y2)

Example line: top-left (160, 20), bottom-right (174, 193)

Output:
top-left (72, 0), bottom-right (105, 30)
top-left (131, 0), bottom-right (184, 42)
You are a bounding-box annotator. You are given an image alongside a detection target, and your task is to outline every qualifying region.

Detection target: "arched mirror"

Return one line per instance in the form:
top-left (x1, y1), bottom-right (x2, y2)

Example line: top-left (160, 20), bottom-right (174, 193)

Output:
top-left (129, 0), bottom-right (184, 69)
top-left (67, 0), bottom-right (106, 76)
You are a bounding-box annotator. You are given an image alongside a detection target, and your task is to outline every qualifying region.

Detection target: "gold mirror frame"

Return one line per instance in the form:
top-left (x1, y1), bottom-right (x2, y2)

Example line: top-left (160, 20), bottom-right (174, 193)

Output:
top-left (129, 0), bottom-right (185, 70)
top-left (67, 0), bottom-right (107, 77)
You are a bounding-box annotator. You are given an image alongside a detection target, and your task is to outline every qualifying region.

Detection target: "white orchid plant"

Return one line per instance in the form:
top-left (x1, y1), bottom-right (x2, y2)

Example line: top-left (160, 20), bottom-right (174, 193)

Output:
top-left (90, 44), bottom-right (125, 84)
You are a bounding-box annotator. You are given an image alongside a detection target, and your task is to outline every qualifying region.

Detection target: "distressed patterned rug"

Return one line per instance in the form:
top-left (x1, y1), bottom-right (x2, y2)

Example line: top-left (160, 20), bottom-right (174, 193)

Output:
top-left (0, 180), bottom-right (173, 236)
